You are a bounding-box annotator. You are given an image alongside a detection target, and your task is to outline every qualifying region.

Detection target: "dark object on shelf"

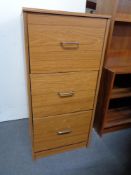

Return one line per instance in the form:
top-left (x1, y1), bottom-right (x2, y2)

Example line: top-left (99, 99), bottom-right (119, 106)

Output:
top-left (86, 1), bottom-right (96, 10)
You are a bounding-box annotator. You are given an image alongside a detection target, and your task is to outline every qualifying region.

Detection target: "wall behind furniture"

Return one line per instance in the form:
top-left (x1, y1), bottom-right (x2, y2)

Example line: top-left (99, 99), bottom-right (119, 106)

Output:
top-left (0, 0), bottom-right (86, 122)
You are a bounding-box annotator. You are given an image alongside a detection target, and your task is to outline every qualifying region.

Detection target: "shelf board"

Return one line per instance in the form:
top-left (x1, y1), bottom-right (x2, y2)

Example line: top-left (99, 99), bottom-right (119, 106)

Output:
top-left (115, 13), bottom-right (131, 23)
top-left (111, 88), bottom-right (131, 99)
top-left (107, 50), bottom-right (131, 58)
top-left (106, 50), bottom-right (131, 68)
top-left (106, 66), bottom-right (131, 74)
top-left (105, 107), bottom-right (131, 129)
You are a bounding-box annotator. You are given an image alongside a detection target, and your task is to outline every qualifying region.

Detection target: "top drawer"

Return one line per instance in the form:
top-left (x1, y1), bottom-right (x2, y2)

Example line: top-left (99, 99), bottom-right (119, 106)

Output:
top-left (27, 14), bottom-right (107, 73)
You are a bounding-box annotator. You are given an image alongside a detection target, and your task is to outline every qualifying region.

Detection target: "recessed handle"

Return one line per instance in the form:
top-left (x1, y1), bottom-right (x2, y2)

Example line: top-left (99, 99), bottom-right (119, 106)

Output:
top-left (57, 129), bottom-right (72, 135)
top-left (58, 91), bottom-right (75, 97)
top-left (60, 41), bottom-right (79, 49)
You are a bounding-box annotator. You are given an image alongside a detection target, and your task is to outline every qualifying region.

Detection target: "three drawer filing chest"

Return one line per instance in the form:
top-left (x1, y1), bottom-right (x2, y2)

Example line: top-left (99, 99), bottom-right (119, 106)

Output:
top-left (23, 8), bottom-right (110, 159)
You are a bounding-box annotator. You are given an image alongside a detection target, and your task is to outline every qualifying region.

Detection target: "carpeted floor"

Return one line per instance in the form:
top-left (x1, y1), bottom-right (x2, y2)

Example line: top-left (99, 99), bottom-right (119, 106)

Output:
top-left (0, 119), bottom-right (131, 175)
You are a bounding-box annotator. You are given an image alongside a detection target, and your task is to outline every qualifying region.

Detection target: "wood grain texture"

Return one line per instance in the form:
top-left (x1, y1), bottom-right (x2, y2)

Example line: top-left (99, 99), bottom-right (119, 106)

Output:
top-left (28, 13), bottom-right (107, 27)
top-left (96, 0), bottom-right (118, 16)
top-left (115, 13), bottom-right (131, 23)
top-left (23, 8), bottom-right (110, 158)
top-left (23, 12), bottom-right (35, 159)
top-left (96, 0), bottom-right (117, 61)
top-left (107, 22), bottom-right (131, 67)
top-left (105, 107), bottom-right (131, 128)
top-left (94, 68), bottom-right (115, 135)
top-left (30, 71), bottom-right (98, 118)
top-left (34, 141), bottom-right (87, 159)
top-left (107, 66), bottom-right (131, 74)
top-left (94, 67), bottom-right (131, 135)
top-left (28, 14), bottom-right (106, 73)
top-left (88, 19), bottom-right (111, 141)
top-left (33, 111), bottom-right (92, 152)
top-left (95, 0), bottom-right (131, 135)
top-left (117, 0), bottom-right (131, 14)
top-left (96, 0), bottom-right (131, 67)
top-left (111, 88), bottom-right (131, 99)
top-left (103, 123), bottom-right (131, 134)
top-left (23, 7), bottom-right (110, 19)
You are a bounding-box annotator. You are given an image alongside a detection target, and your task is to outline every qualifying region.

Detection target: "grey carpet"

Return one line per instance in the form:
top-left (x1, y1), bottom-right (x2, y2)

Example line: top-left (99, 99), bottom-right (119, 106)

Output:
top-left (0, 119), bottom-right (131, 175)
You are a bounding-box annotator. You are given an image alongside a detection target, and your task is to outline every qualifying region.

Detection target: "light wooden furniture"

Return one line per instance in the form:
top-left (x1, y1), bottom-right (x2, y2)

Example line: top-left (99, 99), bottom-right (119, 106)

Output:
top-left (94, 0), bottom-right (131, 135)
top-left (23, 8), bottom-right (110, 159)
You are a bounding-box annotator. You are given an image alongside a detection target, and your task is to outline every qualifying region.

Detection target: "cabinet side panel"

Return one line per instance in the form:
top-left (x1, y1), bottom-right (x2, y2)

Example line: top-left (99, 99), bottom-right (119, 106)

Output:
top-left (88, 19), bottom-right (110, 139)
top-left (23, 12), bottom-right (35, 158)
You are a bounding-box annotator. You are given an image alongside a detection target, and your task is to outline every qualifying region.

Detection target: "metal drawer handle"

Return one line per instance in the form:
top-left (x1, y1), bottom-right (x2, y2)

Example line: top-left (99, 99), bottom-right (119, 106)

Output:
top-left (58, 91), bottom-right (75, 97)
top-left (57, 129), bottom-right (72, 135)
top-left (61, 41), bottom-right (79, 45)
top-left (60, 41), bottom-right (79, 49)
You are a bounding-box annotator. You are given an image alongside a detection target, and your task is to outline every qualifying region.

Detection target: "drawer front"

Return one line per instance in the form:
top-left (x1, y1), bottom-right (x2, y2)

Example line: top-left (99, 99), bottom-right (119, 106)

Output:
top-left (28, 14), bottom-right (106, 73)
top-left (31, 71), bottom-right (98, 118)
top-left (33, 110), bottom-right (92, 152)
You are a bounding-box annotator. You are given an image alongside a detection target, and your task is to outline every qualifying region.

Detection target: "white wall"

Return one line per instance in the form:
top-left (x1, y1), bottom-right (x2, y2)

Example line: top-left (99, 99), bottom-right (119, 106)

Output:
top-left (0, 0), bottom-right (86, 122)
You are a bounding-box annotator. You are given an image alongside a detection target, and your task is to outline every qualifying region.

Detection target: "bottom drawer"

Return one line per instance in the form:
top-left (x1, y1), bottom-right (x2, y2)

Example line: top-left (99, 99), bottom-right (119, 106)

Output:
top-left (33, 110), bottom-right (92, 152)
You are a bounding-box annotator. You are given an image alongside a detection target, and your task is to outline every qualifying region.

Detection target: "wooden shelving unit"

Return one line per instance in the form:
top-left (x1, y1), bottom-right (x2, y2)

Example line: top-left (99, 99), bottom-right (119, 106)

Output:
top-left (94, 0), bottom-right (131, 135)
top-left (94, 67), bottom-right (131, 135)
top-left (105, 107), bottom-right (131, 128)
top-left (115, 13), bottom-right (131, 22)
top-left (111, 88), bottom-right (131, 99)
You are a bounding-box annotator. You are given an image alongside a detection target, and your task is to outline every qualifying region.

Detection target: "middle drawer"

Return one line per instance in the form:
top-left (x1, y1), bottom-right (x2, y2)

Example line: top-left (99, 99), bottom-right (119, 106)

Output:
top-left (30, 71), bottom-right (98, 118)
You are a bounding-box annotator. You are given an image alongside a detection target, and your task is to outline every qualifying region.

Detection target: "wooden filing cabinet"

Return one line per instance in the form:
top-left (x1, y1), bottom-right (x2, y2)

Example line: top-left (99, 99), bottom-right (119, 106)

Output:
top-left (23, 8), bottom-right (110, 159)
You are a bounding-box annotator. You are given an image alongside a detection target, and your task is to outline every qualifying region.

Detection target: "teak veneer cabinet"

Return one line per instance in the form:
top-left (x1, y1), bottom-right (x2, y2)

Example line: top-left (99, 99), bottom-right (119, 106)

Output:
top-left (94, 0), bottom-right (131, 135)
top-left (23, 8), bottom-right (110, 159)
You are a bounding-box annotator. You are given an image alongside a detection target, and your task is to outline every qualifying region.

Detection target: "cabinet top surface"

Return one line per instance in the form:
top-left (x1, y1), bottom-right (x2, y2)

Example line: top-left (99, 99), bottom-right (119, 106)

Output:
top-left (23, 7), bottom-right (111, 19)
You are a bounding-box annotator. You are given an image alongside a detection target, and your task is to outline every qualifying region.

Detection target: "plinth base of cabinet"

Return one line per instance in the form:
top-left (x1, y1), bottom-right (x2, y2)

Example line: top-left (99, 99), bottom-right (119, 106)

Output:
top-left (103, 123), bottom-right (131, 134)
top-left (33, 142), bottom-right (87, 159)
top-left (95, 124), bottom-right (131, 136)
